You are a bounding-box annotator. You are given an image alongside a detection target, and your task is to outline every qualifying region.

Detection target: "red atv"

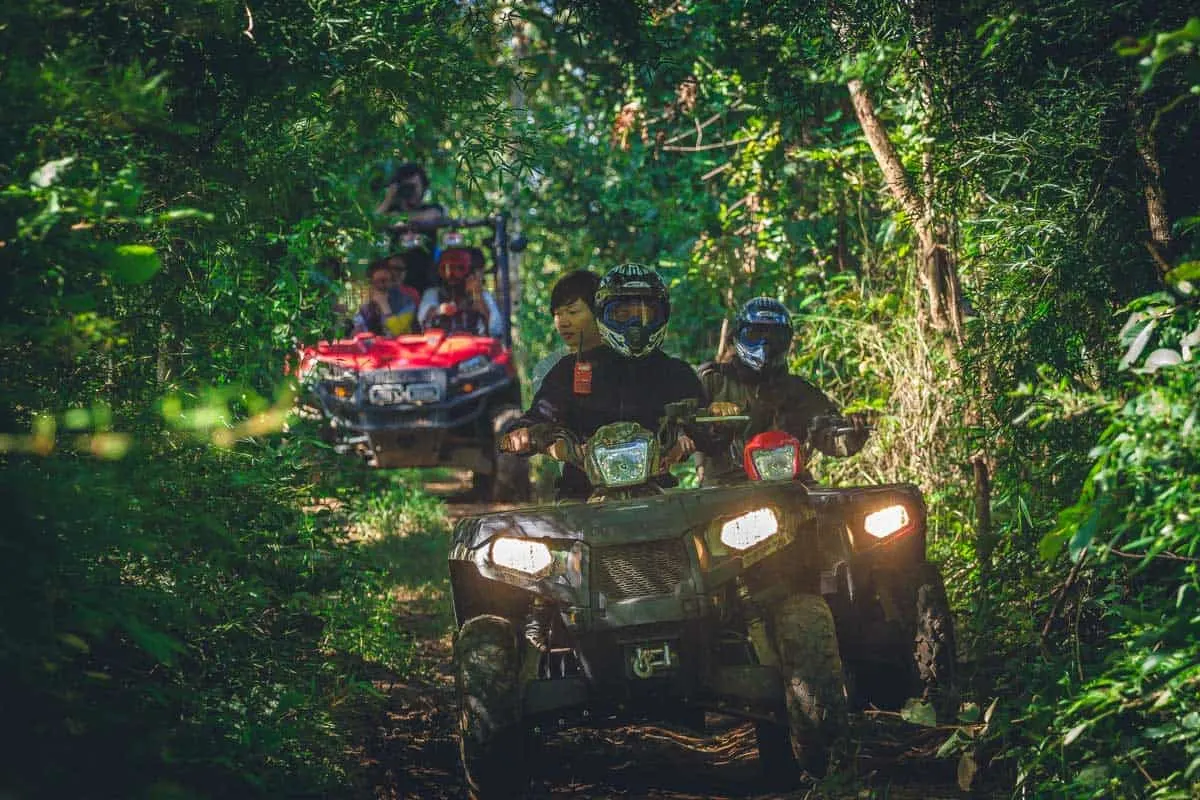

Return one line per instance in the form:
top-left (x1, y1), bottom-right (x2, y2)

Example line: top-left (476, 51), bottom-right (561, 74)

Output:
top-left (293, 215), bottom-right (530, 501)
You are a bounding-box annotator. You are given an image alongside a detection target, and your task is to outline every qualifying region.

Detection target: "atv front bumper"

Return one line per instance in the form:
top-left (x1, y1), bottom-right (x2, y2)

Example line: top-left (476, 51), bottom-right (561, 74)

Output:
top-left (316, 378), bottom-right (510, 433)
top-left (519, 619), bottom-right (788, 728)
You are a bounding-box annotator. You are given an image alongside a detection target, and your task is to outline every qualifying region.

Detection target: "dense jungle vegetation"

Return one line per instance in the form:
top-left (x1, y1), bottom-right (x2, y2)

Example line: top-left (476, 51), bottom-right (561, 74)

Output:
top-left (2, 0), bottom-right (1198, 797)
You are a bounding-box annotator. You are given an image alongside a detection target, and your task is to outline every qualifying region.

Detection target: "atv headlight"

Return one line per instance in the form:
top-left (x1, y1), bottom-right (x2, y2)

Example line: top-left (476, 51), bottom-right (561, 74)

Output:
top-left (751, 445), bottom-right (798, 481)
top-left (590, 439), bottom-right (651, 487)
top-left (719, 508), bottom-right (779, 551)
top-left (585, 422), bottom-right (659, 488)
top-left (490, 537), bottom-right (553, 576)
top-left (457, 355), bottom-right (491, 378)
top-left (864, 504), bottom-right (910, 538)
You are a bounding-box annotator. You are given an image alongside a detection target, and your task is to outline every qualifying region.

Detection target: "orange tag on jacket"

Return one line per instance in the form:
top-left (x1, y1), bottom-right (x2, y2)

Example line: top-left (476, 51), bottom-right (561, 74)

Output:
top-left (573, 361), bottom-right (593, 395)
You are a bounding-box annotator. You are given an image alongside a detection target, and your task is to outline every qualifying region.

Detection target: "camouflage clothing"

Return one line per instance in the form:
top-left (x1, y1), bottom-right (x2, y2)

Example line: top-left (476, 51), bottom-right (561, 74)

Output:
top-left (698, 360), bottom-right (863, 482)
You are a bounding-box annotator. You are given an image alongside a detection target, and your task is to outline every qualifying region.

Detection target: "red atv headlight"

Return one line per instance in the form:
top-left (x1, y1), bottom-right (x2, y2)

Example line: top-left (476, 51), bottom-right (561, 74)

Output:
top-left (743, 431), bottom-right (805, 481)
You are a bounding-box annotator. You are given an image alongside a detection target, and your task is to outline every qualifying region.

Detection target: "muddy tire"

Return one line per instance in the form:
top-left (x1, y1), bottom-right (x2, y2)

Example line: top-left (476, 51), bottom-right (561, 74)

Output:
top-left (771, 593), bottom-right (849, 777)
top-left (912, 562), bottom-right (958, 723)
top-left (486, 405), bottom-right (530, 503)
top-left (455, 615), bottom-right (527, 799)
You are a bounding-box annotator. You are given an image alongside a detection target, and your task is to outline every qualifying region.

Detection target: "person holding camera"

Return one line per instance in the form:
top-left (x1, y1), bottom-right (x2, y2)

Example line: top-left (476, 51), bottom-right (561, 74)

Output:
top-left (376, 162), bottom-right (445, 293)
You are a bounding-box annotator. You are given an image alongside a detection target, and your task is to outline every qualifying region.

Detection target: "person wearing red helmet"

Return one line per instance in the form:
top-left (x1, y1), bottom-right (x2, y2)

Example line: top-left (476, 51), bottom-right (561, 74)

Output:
top-left (418, 244), bottom-right (502, 336)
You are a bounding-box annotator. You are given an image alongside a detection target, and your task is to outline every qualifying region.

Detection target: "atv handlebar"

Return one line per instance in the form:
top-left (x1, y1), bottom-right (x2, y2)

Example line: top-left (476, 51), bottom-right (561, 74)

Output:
top-left (809, 413), bottom-right (874, 440)
top-left (498, 406), bottom-right (752, 464)
top-left (388, 215), bottom-right (498, 234)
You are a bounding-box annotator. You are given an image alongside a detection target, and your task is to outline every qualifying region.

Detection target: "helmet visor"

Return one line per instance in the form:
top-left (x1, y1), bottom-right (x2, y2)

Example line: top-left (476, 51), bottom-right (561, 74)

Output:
top-left (599, 297), bottom-right (667, 330)
top-left (740, 323), bottom-right (791, 351)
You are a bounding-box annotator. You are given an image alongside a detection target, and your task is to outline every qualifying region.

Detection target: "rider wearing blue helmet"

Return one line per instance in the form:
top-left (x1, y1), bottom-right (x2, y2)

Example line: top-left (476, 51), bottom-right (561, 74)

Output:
top-left (698, 297), bottom-right (869, 483)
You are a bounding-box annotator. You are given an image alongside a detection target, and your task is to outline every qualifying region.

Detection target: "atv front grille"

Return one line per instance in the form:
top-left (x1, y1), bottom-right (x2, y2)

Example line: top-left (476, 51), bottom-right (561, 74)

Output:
top-left (592, 539), bottom-right (690, 599)
top-left (366, 369), bottom-right (440, 385)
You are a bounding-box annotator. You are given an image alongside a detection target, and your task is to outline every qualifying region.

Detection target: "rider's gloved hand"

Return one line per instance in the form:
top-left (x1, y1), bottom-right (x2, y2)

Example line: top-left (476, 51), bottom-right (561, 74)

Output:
top-left (500, 427), bottom-right (532, 454)
top-left (546, 437), bottom-right (576, 462)
top-left (810, 413), bottom-right (871, 457)
top-left (661, 433), bottom-right (696, 468)
top-left (707, 402), bottom-right (742, 417)
top-left (836, 412), bottom-right (871, 456)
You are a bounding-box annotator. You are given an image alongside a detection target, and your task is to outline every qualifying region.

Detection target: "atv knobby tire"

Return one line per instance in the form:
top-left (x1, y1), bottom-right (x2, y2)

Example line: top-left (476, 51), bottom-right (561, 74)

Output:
top-left (770, 593), bottom-right (849, 777)
top-left (455, 615), bottom-right (527, 799)
top-left (912, 562), bottom-right (958, 723)
top-left (754, 719), bottom-right (797, 782)
top-left (483, 405), bottom-right (531, 503)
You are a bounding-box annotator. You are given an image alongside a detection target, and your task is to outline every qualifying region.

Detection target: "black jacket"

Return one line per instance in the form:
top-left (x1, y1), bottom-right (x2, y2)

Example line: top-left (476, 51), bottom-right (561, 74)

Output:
top-left (516, 346), bottom-right (711, 497)
top-left (698, 360), bottom-right (862, 480)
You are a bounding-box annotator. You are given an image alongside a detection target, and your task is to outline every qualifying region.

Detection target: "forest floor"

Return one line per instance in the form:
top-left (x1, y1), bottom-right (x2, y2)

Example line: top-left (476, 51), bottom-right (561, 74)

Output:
top-left (338, 473), bottom-right (1004, 800)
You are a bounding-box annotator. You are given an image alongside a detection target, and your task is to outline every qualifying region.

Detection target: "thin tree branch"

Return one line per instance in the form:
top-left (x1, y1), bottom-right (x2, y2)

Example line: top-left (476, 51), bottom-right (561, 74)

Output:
top-left (1041, 546), bottom-right (1089, 643)
top-left (662, 136), bottom-right (756, 153)
top-left (701, 162), bottom-right (731, 181)
top-left (1109, 547), bottom-right (1200, 564)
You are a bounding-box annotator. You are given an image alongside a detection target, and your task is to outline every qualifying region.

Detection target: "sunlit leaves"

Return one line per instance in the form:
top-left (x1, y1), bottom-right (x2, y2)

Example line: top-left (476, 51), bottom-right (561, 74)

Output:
top-left (108, 244), bottom-right (161, 284)
top-left (1116, 17), bottom-right (1200, 93)
top-left (30, 156), bottom-right (76, 188)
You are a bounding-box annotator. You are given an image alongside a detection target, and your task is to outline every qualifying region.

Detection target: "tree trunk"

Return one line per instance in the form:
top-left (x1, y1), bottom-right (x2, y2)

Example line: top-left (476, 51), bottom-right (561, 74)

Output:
top-left (845, 78), bottom-right (963, 342)
top-left (1129, 95), bottom-right (1172, 274)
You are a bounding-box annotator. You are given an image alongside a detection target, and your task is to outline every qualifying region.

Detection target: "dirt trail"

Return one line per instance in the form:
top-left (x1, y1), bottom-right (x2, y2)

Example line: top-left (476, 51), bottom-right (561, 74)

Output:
top-left (348, 483), bottom-right (998, 800)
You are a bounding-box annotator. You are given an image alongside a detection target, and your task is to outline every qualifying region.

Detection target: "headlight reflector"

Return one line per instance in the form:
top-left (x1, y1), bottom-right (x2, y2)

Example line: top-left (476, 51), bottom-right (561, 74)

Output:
top-left (751, 445), bottom-right (799, 481)
top-left (864, 504), bottom-right (910, 538)
top-left (719, 508), bottom-right (779, 551)
top-left (590, 439), bottom-right (651, 487)
top-left (490, 537), bottom-right (553, 575)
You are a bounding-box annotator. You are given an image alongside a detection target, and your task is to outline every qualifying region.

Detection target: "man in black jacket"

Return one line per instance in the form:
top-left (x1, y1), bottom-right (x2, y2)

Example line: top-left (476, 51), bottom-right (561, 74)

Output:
top-left (501, 264), bottom-right (710, 498)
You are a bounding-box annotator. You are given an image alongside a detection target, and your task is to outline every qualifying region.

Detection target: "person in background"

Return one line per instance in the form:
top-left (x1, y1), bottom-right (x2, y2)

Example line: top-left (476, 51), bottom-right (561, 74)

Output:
top-left (418, 246), bottom-right (502, 337)
top-left (352, 259), bottom-right (420, 336)
top-left (376, 162), bottom-right (444, 293)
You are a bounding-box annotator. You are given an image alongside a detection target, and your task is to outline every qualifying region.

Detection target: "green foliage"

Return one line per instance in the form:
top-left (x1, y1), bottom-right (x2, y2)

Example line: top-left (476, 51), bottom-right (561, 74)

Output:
top-left (0, 0), bottom-right (507, 795)
top-left (1013, 308), bottom-right (1199, 797)
top-left (0, 438), bottom-right (397, 795)
top-left (3, 0), bottom-right (1199, 796)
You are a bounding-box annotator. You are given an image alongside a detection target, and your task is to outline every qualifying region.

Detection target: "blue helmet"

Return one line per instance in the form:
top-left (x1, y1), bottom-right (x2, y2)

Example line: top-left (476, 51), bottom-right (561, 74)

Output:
top-left (734, 297), bottom-right (793, 372)
top-left (595, 264), bottom-right (670, 358)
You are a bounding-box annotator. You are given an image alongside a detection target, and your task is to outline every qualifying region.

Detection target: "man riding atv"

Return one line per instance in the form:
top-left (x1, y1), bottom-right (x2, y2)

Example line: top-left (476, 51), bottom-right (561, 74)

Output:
top-left (502, 263), bottom-right (713, 498)
top-left (701, 297), bottom-right (959, 723)
top-left (454, 274), bottom-right (859, 796)
top-left (698, 297), bottom-right (869, 485)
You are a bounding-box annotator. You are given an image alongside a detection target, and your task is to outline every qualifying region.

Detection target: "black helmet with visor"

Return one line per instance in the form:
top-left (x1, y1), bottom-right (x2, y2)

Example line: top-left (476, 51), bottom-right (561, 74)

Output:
top-left (595, 264), bottom-right (671, 358)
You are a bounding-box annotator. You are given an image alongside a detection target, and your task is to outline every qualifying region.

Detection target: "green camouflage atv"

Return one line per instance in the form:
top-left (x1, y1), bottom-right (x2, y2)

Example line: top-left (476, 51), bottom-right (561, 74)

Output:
top-left (734, 424), bottom-right (959, 725)
top-left (448, 402), bottom-right (947, 798)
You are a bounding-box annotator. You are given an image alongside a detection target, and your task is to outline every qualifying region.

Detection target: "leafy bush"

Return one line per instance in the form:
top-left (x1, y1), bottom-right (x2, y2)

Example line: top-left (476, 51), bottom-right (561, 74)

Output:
top-left (0, 437), bottom-right (398, 796)
top-left (1011, 289), bottom-right (1200, 797)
